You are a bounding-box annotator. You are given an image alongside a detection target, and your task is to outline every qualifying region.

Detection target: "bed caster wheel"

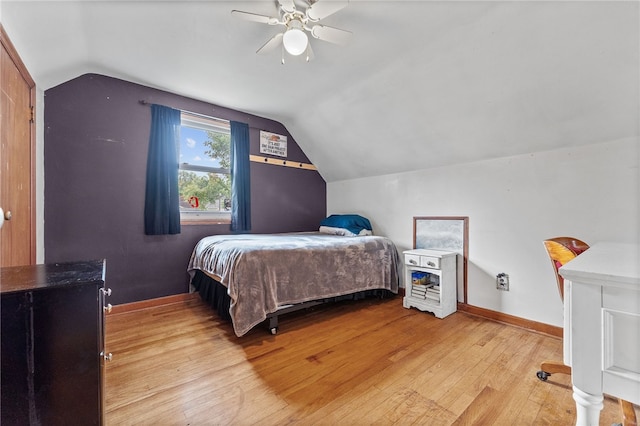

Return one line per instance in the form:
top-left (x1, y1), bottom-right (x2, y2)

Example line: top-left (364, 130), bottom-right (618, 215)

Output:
top-left (270, 327), bottom-right (278, 335)
top-left (536, 370), bottom-right (550, 381)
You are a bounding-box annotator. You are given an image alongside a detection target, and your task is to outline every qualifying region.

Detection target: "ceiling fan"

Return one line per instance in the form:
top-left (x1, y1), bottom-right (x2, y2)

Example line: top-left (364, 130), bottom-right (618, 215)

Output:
top-left (231, 0), bottom-right (352, 63)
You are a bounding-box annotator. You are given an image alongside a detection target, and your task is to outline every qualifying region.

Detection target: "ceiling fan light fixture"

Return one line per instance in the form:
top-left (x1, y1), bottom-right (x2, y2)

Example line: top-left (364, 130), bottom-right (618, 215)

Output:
top-left (282, 28), bottom-right (308, 56)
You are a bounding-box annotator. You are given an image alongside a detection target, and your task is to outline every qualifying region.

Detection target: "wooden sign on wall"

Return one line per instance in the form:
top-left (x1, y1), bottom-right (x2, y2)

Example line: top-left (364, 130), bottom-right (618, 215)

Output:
top-left (259, 131), bottom-right (287, 158)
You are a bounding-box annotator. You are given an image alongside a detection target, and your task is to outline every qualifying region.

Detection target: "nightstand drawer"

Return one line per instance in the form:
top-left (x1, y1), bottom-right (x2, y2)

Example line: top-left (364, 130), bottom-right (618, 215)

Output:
top-left (405, 254), bottom-right (421, 267)
top-left (404, 253), bottom-right (440, 269)
top-left (420, 256), bottom-right (440, 269)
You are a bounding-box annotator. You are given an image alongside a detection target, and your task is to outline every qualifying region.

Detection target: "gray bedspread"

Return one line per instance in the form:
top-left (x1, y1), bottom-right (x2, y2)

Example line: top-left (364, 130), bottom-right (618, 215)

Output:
top-left (187, 232), bottom-right (400, 336)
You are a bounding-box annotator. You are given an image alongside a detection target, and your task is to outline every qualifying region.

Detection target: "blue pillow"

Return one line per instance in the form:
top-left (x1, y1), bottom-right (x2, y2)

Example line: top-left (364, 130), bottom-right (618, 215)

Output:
top-left (320, 214), bottom-right (372, 236)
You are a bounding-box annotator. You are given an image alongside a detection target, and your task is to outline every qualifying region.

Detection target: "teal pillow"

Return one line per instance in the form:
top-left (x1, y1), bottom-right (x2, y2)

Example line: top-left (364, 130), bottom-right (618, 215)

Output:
top-left (320, 214), bottom-right (372, 236)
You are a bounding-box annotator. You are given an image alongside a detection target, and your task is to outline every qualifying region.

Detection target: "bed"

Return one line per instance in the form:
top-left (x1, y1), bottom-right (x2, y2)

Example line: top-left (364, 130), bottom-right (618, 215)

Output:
top-left (187, 231), bottom-right (400, 336)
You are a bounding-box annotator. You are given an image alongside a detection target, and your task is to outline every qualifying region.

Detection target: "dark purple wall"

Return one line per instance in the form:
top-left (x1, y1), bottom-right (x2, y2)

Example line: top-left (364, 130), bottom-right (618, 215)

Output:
top-left (44, 74), bottom-right (326, 304)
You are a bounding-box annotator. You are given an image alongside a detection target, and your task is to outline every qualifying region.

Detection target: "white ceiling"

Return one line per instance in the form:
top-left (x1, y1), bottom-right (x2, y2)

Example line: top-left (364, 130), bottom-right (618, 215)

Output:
top-left (2, 0), bottom-right (638, 182)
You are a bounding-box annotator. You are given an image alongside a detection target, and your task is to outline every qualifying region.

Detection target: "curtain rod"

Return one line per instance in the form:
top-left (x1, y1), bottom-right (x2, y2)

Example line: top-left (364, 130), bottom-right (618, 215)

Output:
top-left (138, 100), bottom-right (262, 130)
top-left (138, 100), bottom-right (228, 123)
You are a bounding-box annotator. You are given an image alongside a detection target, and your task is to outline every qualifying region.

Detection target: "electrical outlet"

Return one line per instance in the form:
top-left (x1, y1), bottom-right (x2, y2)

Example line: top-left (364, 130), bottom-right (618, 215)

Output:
top-left (496, 273), bottom-right (509, 291)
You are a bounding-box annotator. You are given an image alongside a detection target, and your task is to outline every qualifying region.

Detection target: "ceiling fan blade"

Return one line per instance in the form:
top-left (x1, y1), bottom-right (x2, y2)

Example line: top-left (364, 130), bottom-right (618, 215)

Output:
top-left (231, 10), bottom-right (279, 25)
top-left (278, 0), bottom-right (296, 13)
top-left (257, 33), bottom-right (284, 54)
top-left (306, 0), bottom-right (348, 21)
top-left (310, 24), bottom-right (352, 45)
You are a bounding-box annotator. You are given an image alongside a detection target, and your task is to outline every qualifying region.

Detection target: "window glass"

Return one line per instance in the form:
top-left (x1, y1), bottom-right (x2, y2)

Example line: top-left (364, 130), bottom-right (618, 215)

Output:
top-left (178, 113), bottom-right (231, 223)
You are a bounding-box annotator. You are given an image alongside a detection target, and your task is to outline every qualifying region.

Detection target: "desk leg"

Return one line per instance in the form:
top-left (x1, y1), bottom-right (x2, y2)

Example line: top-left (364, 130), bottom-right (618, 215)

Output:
top-left (573, 386), bottom-right (603, 426)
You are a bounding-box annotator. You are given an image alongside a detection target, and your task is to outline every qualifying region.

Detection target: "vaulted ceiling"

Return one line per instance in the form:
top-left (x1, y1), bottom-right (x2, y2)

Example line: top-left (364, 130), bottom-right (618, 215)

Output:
top-left (2, 1), bottom-right (638, 182)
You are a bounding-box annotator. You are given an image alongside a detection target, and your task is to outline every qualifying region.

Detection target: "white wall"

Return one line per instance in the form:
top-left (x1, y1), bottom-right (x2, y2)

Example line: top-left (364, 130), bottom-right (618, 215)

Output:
top-left (36, 88), bottom-right (44, 263)
top-left (327, 137), bottom-right (639, 327)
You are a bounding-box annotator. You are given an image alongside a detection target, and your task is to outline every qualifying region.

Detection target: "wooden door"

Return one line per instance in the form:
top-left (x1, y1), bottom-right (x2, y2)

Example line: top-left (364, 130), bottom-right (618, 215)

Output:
top-left (0, 25), bottom-right (36, 267)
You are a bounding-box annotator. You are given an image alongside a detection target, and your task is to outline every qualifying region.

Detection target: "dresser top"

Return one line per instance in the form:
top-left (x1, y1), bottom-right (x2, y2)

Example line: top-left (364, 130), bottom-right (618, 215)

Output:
top-left (0, 260), bottom-right (105, 294)
top-left (559, 242), bottom-right (639, 288)
top-left (404, 248), bottom-right (457, 258)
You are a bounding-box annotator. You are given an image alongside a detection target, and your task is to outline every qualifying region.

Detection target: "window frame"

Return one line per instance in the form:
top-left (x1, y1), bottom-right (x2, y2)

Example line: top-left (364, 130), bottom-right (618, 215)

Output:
top-left (178, 112), bottom-right (232, 225)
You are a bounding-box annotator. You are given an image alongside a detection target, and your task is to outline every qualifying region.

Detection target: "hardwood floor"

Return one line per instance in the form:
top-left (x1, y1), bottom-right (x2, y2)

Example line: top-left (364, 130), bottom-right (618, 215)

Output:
top-left (105, 295), bottom-right (636, 425)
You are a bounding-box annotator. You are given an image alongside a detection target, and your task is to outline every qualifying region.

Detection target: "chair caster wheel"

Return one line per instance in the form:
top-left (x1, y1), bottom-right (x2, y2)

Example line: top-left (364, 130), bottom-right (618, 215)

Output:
top-left (537, 370), bottom-right (550, 381)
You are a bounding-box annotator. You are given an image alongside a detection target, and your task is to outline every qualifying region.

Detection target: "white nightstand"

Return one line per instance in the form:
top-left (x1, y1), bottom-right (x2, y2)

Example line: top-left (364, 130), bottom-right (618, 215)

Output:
top-left (402, 249), bottom-right (457, 318)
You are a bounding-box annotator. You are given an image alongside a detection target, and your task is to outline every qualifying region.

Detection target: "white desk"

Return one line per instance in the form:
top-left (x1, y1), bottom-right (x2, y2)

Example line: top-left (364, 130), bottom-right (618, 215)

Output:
top-left (559, 242), bottom-right (640, 426)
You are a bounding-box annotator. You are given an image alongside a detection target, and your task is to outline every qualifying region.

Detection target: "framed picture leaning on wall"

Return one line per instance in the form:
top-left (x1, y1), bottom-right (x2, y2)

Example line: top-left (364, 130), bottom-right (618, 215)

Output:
top-left (413, 216), bottom-right (469, 303)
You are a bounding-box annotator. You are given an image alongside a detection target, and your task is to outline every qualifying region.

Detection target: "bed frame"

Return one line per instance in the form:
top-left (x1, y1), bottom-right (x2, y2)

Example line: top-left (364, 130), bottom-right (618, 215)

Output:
top-left (191, 270), bottom-right (394, 335)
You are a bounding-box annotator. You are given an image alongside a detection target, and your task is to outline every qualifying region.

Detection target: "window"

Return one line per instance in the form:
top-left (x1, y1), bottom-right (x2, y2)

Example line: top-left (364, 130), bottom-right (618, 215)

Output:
top-left (178, 112), bottom-right (231, 223)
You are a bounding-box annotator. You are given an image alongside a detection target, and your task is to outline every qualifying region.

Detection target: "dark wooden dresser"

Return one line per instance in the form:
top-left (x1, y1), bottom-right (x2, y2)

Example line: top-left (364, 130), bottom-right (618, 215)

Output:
top-left (1, 260), bottom-right (110, 425)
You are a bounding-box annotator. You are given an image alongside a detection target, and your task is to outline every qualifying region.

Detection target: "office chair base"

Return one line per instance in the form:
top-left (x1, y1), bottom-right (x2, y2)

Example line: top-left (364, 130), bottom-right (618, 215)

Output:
top-left (537, 370), bottom-right (550, 381)
top-left (537, 361), bottom-right (572, 382)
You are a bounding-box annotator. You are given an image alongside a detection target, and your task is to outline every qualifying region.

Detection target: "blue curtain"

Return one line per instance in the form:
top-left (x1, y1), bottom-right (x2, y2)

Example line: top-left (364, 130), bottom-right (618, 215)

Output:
top-left (230, 121), bottom-right (251, 232)
top-left (144, 104), bottom-right (181, 235)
